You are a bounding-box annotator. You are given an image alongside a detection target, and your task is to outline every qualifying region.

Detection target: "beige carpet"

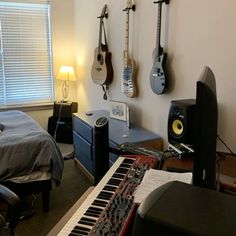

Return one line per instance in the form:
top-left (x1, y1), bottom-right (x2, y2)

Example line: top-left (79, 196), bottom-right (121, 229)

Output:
top-left (15, 143), bottom-right (93, 236)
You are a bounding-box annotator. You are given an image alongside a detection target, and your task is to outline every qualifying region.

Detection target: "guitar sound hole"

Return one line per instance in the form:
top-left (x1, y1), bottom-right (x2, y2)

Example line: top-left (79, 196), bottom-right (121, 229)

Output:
top-left (97, 54), bottom-right (104, 65)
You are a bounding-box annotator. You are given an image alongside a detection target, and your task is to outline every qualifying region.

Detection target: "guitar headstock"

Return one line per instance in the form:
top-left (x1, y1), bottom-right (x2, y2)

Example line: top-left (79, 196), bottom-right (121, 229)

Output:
top-left (124, 0), bottom-right (136, 12)
top-left (153, 0), bottom-right (170, 4)
top-left (98, 4), bottom-right (108, 19)
top-left (127, 0), bottom-right (132, 9)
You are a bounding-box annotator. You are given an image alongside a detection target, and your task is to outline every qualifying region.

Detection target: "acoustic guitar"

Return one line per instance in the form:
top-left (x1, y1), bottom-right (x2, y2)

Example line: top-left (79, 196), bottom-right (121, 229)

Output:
top-left (121, 0), bottom-right (137, 98)
top-left (150, 0), bottom-right (169, 95)
top-left (91, 5), bottom-right (113, 87)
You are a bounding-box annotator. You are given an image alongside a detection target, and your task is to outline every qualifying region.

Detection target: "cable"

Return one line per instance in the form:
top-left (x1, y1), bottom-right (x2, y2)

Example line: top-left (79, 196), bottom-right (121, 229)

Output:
top-left (216, 154), bottom-right (221, 192)
top-left (217, 134), bottom-right (236, 157)
top-left (158, 150), bottom-right (171, 170)
top-left (53, 103), bottom-right (63, 140)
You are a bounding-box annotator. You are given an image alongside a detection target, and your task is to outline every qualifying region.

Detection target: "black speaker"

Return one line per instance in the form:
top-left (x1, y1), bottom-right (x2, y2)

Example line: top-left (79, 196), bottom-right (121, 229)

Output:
top-left (168, 99), bottom-right (196, 145)
top-left (53, 102), bottom-right (78, 118)
top-left (132, 181), bottom-right (236, 236)
top-left (47, 116), bottom-right (73, 144)
top-left (93, 117), bottom-right (109, 185)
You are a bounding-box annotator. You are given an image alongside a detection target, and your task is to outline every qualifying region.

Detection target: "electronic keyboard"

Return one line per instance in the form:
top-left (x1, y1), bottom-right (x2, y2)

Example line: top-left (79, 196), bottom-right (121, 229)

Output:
top-left (57, 155), bottom-right (158, 236)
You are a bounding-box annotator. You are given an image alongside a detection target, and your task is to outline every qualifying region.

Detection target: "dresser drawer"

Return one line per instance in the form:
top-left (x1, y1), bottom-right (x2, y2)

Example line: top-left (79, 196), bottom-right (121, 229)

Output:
top-left (73, 116), bottom-right (93, 143)
top-left (73, 131), bottom-right (93, 174)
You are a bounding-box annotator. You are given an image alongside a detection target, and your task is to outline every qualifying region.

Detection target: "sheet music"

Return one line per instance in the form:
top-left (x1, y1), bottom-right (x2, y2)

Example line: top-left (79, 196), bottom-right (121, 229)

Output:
top-left (134, 169), bottom-right (192, 204)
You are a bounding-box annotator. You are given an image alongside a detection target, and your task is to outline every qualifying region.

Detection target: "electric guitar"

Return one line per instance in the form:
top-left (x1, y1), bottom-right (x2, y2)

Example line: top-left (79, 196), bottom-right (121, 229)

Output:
top-left (91, 5), bottom-right (113, 86)
top-left (150, 0), bottom-right (169, 95)
top-left (121, 0), bottom-right (137, 98)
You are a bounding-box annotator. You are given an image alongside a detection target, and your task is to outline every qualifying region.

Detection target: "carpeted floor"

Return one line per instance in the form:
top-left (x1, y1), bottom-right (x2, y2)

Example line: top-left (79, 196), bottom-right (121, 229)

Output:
top-left (15, 144), bottom-right (93, 236)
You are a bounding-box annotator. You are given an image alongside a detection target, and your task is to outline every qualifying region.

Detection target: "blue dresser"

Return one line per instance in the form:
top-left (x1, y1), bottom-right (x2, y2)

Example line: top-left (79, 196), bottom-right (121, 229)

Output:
top-left (73, 110), bottom-right (162, 178)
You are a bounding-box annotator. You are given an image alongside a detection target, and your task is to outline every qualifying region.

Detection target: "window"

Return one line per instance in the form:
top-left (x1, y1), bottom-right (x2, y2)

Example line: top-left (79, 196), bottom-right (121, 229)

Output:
top-left (0, 0), bottom-right (54, 106)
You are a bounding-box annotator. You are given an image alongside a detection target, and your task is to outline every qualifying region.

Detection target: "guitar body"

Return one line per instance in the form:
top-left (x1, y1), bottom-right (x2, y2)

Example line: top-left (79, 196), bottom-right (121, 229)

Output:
top-left (150, 47), bottom-right (168, 95)
top-left (150, 0), bottom-right (169, 95)
top-left (91, 44), bottom-right (113, 85)
top-left (122, 54), bottom-right (137, 98)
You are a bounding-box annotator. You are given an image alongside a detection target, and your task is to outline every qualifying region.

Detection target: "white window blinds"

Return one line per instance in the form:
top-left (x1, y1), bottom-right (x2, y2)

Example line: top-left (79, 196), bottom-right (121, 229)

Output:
top-left (0, 0), bottom-right (54, 106)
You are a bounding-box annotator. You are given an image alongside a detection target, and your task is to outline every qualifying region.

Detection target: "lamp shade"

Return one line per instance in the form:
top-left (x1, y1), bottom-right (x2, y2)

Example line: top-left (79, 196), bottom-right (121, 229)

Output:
top-left (56, 66), bottom-right (76, 81)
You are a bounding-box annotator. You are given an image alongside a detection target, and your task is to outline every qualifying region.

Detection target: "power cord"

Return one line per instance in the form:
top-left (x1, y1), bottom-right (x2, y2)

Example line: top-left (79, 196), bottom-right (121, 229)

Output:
top-left (53, 103), bottom-right (63, 141)
top-left (217, 134), bottom-right (236, 158)
top-left (158, 150), bottom-right (172, 170)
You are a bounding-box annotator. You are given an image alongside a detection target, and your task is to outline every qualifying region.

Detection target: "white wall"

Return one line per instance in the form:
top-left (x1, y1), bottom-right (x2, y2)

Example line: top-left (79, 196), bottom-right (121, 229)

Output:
top-left (51, 0), bottom-right (236, 153)
top-left (32, 0), bottom-right (236, 152)
top-left (51, 0), bottom-right (77, 102)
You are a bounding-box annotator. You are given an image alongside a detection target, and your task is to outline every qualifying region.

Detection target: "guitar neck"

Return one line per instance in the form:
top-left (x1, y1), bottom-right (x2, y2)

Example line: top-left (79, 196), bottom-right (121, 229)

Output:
top-left (124, 9), bottom-right (130, 67)
top-left (98, 18), bottom-right (103, 52)
top-left (155, 2), bottom-right (162, 57)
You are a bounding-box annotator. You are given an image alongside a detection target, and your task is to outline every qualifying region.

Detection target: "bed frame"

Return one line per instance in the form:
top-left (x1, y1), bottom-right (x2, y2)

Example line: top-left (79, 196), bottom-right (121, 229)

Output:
top-left (1, 179), bottom-right (52, 212)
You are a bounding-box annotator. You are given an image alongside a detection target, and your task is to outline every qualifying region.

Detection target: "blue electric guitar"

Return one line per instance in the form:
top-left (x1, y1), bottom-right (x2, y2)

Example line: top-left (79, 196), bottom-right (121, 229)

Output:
top-left (150, 0), bottom-right (169, 95)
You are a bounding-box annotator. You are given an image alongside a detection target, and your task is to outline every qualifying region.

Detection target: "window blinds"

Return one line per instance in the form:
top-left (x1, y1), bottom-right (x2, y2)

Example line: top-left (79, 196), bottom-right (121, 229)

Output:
top-left (0, 0), bottom-right (53, 105)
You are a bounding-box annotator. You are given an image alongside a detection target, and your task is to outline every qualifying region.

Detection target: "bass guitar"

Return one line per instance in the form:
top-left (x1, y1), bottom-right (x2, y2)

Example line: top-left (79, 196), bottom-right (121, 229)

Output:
top-left (121, 0), bottom-right (137, 98)
top-left (91, 5), bottom-right (113, 89)
top-left (150, 0), bottom-right (169, 95)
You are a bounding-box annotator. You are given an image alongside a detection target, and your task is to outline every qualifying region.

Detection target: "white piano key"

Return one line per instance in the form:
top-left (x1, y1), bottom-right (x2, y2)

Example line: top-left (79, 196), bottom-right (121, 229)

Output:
top-left (58, 156), bottom-right (126, 236)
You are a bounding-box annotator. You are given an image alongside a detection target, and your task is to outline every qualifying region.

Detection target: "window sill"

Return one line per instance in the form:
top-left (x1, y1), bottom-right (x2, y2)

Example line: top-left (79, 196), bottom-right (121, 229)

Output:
top-left (0, 102), bottom-right (54, 112)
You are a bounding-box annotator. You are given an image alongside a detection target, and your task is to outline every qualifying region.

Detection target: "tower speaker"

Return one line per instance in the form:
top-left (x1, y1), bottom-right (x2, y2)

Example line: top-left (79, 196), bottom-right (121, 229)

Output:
top-left (168, 99), bottom-right (196, 145)
top-left (94, 116), bottom-right (109, 185)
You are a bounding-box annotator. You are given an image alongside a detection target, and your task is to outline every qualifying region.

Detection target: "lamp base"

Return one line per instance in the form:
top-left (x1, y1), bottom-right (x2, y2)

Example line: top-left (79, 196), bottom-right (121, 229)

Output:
top-left (62, 80), bottom-right (69, 101)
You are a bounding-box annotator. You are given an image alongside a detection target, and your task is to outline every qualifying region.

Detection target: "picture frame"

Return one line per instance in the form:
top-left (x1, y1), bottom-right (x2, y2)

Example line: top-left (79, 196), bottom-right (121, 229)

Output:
top-left (109, 100), bottom-right (128, 122)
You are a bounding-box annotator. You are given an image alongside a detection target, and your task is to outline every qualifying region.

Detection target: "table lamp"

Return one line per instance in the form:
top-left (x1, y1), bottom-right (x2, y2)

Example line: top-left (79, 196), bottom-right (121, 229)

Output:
top-left (56, 66), bottom-right (76, 102)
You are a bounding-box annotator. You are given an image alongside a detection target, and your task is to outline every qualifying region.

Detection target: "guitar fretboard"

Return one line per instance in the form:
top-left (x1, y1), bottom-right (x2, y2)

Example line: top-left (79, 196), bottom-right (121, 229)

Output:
top-left (155, 2), bottom-right (162, 58)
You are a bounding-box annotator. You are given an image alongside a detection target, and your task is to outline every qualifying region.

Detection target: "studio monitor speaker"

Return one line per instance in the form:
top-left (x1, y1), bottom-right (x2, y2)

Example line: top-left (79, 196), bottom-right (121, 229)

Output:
top-left (168, 99), bottom-right (196, 145)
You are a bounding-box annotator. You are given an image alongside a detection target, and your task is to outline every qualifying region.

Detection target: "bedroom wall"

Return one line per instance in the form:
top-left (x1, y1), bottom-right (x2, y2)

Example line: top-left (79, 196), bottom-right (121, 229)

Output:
top-left (71, 0), bottom-right (236, 153)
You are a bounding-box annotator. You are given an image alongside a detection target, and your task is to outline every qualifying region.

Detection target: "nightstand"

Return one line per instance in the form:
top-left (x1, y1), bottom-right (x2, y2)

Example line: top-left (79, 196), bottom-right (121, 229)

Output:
top-left (48, 101), bottom-right (78, 144)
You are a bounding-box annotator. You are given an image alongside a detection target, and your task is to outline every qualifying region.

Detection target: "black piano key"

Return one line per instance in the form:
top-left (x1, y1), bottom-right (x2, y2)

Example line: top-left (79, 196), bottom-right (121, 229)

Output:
top-left (74, 225), bottom-right (91, 232)
top-left (97, 191), bottom-right (113, 200)
top-left (107, 178), bottom-right (122, 186)
top-left (115, 167), bottom-right (129, 174)
top-left (112, 173), bottom-right (125, 179)
top-left (92, 199), bottom-right (107, 207)
top-left (122, 158), bottom-right (135, 164)
top-left (84, 206), bottom-right (103, 218)
top-left (84, 211), bottom-right (100, 218)
top-left (69, 233), bottom-right (85, 236)
top-left (71, 229), bottom-right (89, 236)
top-left (78, 217), bottom-right (96, 226)
top-left (103, 185), bottom-right (117, 192)
top-left (70, 225), bottom-right (90, 235)
top-left (120, 163), bottom-right (132, 169)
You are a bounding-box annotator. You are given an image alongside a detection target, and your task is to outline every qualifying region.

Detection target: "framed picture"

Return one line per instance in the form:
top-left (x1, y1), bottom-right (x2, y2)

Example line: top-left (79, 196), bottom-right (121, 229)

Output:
top-left (109, 100), bottom-right (128, 122)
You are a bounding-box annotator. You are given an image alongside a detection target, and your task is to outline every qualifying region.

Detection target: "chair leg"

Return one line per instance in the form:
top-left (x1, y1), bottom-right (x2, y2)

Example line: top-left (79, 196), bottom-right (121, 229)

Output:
top-left (42, 190), bottom-right (50, 213)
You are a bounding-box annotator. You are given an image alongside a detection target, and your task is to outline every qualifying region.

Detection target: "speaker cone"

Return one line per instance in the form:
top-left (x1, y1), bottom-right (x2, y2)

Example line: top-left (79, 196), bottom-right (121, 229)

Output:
top-left (171, 119), bottom-right (184, 137)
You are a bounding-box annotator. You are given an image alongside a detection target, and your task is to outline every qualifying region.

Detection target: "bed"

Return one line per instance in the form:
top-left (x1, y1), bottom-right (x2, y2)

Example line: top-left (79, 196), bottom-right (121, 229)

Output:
top-left (0, 110), bottom-right (64, 212)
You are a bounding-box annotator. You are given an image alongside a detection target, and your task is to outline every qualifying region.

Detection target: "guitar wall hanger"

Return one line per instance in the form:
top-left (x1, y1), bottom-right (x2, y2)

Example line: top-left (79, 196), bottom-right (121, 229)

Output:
top-left (154, 0), bottom-right (169, 4)
top-left (123, 4), bottom-right (136, 12)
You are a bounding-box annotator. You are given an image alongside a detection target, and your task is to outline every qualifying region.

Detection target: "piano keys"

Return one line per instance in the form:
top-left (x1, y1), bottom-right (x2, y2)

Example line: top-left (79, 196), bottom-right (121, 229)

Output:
top-left (57, 155), bottom-right (158, 236)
